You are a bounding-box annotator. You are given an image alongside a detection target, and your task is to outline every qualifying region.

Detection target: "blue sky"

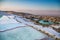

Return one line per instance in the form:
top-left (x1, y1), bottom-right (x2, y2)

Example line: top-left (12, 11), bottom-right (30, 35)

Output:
top-left (0, 0), bottom-right (59, 11)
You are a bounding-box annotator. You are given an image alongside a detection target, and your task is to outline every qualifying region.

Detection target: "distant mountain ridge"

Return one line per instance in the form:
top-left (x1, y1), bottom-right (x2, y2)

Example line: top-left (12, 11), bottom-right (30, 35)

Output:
top-left (0, 10), bottom-right (60, 17)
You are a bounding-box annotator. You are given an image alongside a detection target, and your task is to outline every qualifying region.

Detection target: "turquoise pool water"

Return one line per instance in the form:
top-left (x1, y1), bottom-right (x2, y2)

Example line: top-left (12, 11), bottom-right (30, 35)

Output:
top-left (0, 15), bottom-right (23, 31)
top-left (0, 15), bottom-right (2, 18)
top-left (39, 20), bottom-right (54, 25)
top-left (0, 23), bottom-right (24, 31)
top-left (0, 27), bottom-right (47, 40)
top-left (0, 15), bottom-right (47, 40)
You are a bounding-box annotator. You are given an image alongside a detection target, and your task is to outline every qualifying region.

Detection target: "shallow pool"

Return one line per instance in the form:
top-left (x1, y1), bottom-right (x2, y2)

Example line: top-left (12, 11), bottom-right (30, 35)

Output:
top-left (0, 15), bottom-right (25, 31)
top-left (0, 27), bottom-right (47, 40)
top-left (0, 15), bottom-right (47, 40)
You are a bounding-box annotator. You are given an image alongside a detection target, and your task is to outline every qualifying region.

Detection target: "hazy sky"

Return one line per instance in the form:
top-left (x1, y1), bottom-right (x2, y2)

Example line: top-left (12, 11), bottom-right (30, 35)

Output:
top-left (0, 0), bottom-right (59, 11)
